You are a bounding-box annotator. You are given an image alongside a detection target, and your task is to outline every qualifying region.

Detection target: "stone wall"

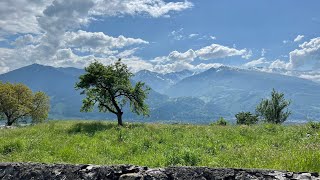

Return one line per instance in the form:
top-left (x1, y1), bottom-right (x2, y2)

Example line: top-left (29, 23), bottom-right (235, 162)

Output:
top-left (0, 162), bottom-right (319, 180)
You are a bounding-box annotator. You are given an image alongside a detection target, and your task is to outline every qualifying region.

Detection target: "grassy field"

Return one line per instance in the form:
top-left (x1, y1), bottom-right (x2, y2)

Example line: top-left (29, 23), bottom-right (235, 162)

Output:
top-left (0, 120), bottom-right (319, 172)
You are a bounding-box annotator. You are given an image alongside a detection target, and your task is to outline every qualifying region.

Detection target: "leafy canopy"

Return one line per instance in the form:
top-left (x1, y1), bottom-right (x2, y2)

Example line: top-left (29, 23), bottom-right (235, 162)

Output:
top-left (235, 111), bottom-right (259, 125)
top-left (75, 60), bottom-right (150, 125)
top-left (0, 82), bottom-right (50, 126)
top-left (256, 89), bottom-right (291, 124)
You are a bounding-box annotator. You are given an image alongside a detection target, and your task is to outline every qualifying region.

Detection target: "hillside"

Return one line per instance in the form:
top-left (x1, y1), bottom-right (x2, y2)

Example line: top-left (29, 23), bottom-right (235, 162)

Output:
top-left (165, 66), bottom-right (320, 120)
top-left (0, 121), bottom-right (319, 172)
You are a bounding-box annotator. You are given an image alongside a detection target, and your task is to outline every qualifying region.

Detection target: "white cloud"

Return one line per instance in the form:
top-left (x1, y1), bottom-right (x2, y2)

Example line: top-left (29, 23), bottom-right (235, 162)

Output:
top-left (193, 63), bottom-right (223, 71)
top-left (298, 73), bottom-right (320, 82)
top-left (32, 0), bottom-right (95, 62)
top-left (243, 58), bottom-right (269, 68)
top-left (0, 0), bottom-right (192, 37)
top-left (11, 34), bottom-right (40, 47)
top-left (210, 36), bottom-right (217, 40)
top-left (0, 0), bottom-right (193, 73)
top-left (168, 49), bottom-right (196, 62)
top-left (152, 61), bottom-right (222, 74)
top-left (294, 35), bottom-right (305, 42)
top-left (150, 42), bottom-right (252, 73)
top-left (269, 59), bottom-right (289, 69)
top-left (122, 57), bottom-right (154, 73)
top-left (195, 44), bottom-right (250, 60)
top-left (169, 28), bottom-right (184, 40)
top-left (189, 34), bottom-right (199, 39)
top-left (261, 48), bottom-right (267, 57)
top-left (64, 30), bottom-right (148, 55)
top-left (0, 48), bottom-right (14, 74)
top-left (288, 37), bottom-right (320, 70)
top-left (117, 48), bottom-right (140, 58)
top-left (0, 0), bottom-right (52, 36)
top-left (90, 0), bottom-right (193, 18)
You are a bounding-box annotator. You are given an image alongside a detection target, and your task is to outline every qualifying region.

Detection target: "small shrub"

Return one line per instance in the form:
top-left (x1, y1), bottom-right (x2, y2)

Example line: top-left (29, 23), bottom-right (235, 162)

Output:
top-left (215, 117), bottom-right (228, 126)
top-left (165, 151), bottom-right (184, 166)
top-left (181, 149), bottom-right (200, 166)
top-left (263, 123), bottom-right (278, 133)
top-left (1, 141), bottom-right (24, 155)
top-left (164, 148), bottom-right (200, 166)
top-left (308, 121), bottom-right (320, 129)
top-left (235, 112), bottom-right (259, 125)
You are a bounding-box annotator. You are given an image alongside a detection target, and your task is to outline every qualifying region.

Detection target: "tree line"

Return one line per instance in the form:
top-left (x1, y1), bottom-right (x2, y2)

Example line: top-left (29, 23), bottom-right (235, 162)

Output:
top-left (0, 60), bottom-right (291, 126)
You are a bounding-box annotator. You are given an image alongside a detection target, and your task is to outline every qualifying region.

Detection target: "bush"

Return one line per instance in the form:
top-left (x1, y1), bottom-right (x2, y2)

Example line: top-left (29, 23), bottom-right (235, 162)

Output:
top-left (235, 112), bottom-right (259, 125)
top-left (1, 141), bottom-right (24, 155)
top-left (308, 121), bottom-right (320, 129)
top-left (164, 148), bottom-right (200, 166)
top-left (214, 117), bottom-right (228, 126)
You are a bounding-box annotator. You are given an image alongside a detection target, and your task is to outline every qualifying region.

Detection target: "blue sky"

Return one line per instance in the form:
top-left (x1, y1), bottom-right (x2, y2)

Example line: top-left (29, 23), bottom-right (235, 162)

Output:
top-left (1, 0), bottom-right (320, 77)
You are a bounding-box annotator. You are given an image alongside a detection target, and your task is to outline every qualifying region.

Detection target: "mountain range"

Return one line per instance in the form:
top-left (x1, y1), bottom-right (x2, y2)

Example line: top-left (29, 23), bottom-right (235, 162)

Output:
top-left (1, 64), bottom-right (320, 123)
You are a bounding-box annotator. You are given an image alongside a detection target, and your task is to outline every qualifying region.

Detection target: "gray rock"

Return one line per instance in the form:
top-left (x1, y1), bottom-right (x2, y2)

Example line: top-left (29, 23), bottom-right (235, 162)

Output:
top-left (119, 173), bottom-right (143, 180)
top-left (0, 162), bottom-right (319, 180)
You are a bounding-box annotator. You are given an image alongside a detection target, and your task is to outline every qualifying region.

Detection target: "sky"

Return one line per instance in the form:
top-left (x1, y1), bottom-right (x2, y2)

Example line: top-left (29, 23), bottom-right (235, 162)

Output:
top-left (1, 0), bottom-right (320, 76)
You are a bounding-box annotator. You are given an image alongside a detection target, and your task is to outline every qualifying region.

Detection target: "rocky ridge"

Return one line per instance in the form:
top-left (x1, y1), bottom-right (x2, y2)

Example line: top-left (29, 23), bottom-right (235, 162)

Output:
top-left (0, 162), bottom-right (319, 179)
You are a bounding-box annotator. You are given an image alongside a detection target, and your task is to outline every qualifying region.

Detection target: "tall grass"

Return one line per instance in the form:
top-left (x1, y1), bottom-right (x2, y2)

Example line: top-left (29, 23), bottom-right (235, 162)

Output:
top-left (0, 121), bottom-right (319, 172)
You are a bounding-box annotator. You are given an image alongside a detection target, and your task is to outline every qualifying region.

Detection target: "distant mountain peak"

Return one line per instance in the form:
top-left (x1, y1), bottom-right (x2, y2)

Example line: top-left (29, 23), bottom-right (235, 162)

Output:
top-left (207, 65), bottom-right (241, 73)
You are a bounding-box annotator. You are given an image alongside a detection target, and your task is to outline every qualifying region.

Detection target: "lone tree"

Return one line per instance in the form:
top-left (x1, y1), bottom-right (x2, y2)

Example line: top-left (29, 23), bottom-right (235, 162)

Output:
top-left (75, 60), bottom-right (150, 126)
top-left (0, 82), bottom-right (50, 126)
top-left (256, 89), bottom-right (291, 124)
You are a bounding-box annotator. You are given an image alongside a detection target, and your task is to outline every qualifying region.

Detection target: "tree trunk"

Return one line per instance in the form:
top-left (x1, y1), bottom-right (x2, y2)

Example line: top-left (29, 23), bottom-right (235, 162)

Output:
top-left (117, 112), bottom-right (123, 126)
top-left (7, 118), bottom-right (13, 126)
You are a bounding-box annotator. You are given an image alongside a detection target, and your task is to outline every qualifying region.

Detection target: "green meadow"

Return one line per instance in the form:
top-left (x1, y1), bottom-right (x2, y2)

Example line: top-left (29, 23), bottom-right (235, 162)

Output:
top-left (0, 121), bottom-right (319, 172)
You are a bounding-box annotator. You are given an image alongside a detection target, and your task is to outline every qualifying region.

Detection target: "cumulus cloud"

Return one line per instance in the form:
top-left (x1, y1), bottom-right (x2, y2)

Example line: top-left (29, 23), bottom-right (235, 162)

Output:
top-left (294, 35), bottom-right (305, 42)
top-left (269, 59), bottom-right (289, 69)
top-left (0, 0), bottom-right (193, 73)
top-left (150, 43), bottom-right (252, 73)
top-left (168, 49), bottom-right (196, 62)
top-left (90, 0), bottom-right (193, 18)
top-left (0, 0), bottom-right (192, 37)
top-left (11, 34), bottom-right (40, 47)
top-left (64, 30), bottom-right (148, 55)
top-left (195, 44), bottom-right (251, 60)
top-left (0, 0), bottom-right (51, 36)
top-left (288, 37), bottom-right (320, 70)
top-left (0, 48), bottom-right (14, 74)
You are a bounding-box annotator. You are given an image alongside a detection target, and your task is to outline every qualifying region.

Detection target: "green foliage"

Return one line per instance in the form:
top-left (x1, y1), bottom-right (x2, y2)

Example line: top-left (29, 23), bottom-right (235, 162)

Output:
top-left (165, 148), bottom-right (200, 166)
top-left (0, 82), bottom-right (50, 126)
top-left (235, 112), bottom-right (259, 125)
top-left (75, 60), bottom-right (150, 126)
top-left (214, 117), bottom-right (228, 126)
top-left (0, 121), bottom-right (319, 172)
top-left (256, 89), bottom-right (291, 124)
top-left (307, 121), bottom-right (320, 129)
top-left (1, 140), bottom-right (24, 155)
